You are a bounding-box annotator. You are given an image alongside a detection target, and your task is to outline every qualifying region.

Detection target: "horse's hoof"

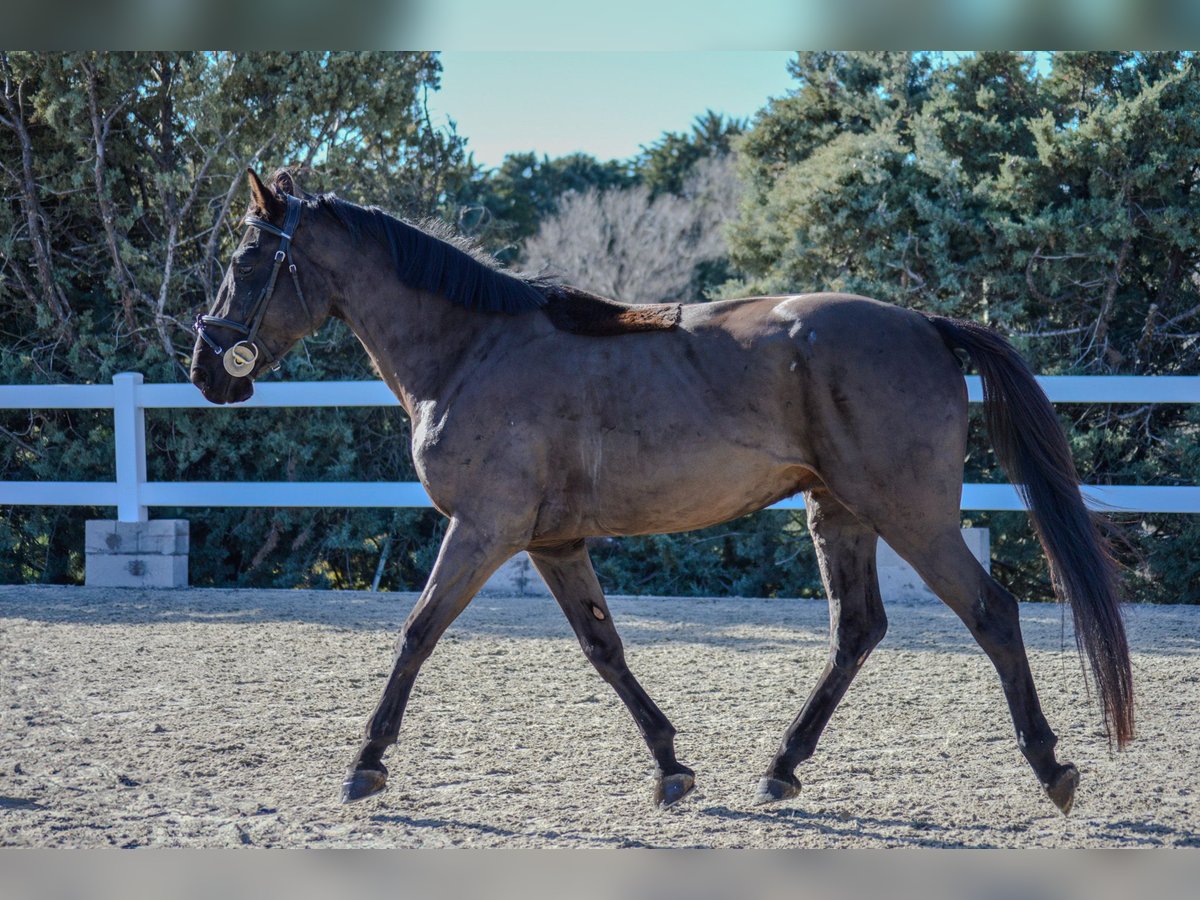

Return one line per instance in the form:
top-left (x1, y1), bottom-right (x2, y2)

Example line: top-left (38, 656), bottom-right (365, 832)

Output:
top-left (341, 768), bottom-right (388, 804)
top-left (753, 774), bottom-right (801, 805)
top-left (1045, 764), bottom-right (1080, 816)
top-left (655, 771), bottom-right (696, 808)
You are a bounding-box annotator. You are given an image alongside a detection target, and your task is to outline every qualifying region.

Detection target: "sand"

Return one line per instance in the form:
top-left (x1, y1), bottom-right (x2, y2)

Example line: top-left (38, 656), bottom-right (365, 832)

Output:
top-left (1, 584), bottom-right (1197, 848)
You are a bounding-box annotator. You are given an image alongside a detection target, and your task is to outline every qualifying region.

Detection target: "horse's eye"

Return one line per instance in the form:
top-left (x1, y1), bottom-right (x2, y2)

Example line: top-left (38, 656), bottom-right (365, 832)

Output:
top-left (237, 265), bottom-right (253, 276)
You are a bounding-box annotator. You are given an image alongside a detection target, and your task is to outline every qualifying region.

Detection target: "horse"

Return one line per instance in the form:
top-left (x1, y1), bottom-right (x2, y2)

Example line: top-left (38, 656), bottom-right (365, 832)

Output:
top-left (190, 169), bottom-right (1133, 816)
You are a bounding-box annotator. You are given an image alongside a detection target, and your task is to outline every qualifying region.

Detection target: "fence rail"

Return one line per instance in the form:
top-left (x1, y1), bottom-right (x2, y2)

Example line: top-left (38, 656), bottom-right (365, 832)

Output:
top-left (2, 372), bottom-right (1198, 522)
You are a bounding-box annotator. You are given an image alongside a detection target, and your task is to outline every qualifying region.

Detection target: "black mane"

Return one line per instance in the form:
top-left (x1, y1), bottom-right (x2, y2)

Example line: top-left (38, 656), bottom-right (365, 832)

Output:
top-left (314, 195), bottom-right (556, 315)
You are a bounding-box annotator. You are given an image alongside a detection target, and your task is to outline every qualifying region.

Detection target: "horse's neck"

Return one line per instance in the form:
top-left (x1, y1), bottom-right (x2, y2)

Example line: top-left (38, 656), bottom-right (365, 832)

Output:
top-left (336, 282), bottom-right (487, 419)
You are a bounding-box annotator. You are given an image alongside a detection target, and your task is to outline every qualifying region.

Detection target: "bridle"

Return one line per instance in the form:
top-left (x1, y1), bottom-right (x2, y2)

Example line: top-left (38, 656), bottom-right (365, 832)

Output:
top-left (193, 194), bottom-right (314, 378)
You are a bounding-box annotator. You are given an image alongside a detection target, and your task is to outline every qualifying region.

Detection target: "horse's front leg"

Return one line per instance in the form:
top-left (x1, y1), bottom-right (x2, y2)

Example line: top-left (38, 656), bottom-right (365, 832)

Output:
top-left (528, 539), bottom-right (695, 808)
top-left (341, 516), bottom-right (521, 803)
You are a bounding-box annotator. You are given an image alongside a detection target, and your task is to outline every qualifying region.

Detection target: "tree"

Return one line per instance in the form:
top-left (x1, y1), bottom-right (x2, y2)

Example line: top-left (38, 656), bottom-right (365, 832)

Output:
top-left (453, 151), bottom-right (637, 261)
top-left (521, 154), bottom-right (741, 303)
top-left (638, 110), bottom-right (745, 197)
top-left (454, 113), bottom-right (742, 266)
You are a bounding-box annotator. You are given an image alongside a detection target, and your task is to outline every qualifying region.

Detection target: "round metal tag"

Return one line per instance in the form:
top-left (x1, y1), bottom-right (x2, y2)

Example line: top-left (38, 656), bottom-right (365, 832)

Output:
top-left (223, 341), bottom-right (259, 377)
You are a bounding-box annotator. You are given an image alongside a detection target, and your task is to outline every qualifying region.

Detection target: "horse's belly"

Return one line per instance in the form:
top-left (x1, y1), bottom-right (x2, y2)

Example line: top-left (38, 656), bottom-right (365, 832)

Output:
top-left (533, 440), bottom-right (817, 540)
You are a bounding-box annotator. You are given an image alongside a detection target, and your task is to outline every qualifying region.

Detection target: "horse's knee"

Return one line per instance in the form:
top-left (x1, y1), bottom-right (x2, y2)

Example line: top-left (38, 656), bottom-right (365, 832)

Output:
top-left (864, 613), bottom-right (888, 655)
top-left (833, 607), bottom-right (888, 670)
top-left (393, 624), bottom-right (440, 671)
top-left (581, 635), bottom-right (626, 680)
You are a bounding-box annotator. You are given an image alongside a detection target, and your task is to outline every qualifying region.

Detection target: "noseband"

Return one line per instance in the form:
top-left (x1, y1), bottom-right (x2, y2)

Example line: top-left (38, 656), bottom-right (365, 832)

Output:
top-left (193, 194), bottom-right (314, 377)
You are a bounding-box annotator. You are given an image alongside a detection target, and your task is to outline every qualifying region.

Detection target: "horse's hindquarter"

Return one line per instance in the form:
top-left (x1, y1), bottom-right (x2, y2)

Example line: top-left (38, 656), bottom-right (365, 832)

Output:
top-left (765, 294), bottom-right (970, 524)
top-left (418, 294), bottom-right (966, 542)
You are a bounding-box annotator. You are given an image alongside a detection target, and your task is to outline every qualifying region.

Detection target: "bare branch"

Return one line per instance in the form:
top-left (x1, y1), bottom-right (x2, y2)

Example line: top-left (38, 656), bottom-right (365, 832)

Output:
top-left (155, 220), bottom-right (187, 378)
top-left (1025, 245), bottom-right (1059, 305)
top-left (83, 54), bottom-right (145, 331)
top-left (0, 422), bottom-right (44, 459)
top-left (1134, 302), bottom-right (1159, 366)
top-left (0, 52), bottom-right (74, 338)
top-left (1013, 325), bottom-right (1087, 338)
top-left (177, 113), bottom-right (247, 223)
top-left (202, 139), bottom-right (275, 304)
top-left (1093, 234), bottom-right (1133, 344)
top-left (1160, 299), bottom-right (1200, 331)
top-left (1030, 251), bottom-right (1094, 261)
top-left (1115, 405), bottom-right (1152, 421)
top-left (523, 155), bottom-right (741, 304)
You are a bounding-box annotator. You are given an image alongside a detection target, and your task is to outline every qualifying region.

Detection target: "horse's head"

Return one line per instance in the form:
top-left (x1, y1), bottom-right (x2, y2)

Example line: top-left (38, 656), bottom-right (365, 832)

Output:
top-left (190, 168), bottom-right (332, 404)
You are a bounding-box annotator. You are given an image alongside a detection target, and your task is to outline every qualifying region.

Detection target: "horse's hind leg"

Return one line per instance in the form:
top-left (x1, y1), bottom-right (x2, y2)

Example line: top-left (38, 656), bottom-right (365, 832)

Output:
top-left (528, 540), bottom-right (695, 808)
top-left (882, 524), bottom-right (1080, 814)
top-left (757, 490), bottom-right (888, 804)
top-left (342, 517), bottom-right (520, 803)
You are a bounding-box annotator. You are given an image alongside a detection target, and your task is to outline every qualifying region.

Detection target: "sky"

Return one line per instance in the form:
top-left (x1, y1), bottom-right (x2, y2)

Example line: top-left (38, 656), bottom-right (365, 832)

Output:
top-left (428, 51), bottom-right (798, 170)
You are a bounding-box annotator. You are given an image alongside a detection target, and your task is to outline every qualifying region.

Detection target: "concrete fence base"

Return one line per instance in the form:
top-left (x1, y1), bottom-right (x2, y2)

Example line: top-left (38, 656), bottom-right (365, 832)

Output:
top-left (85, 520), bottom-right (189, 588)
top-left (481, 529), bottom-right (990, 601)
top-left (480, 551), bottom-right (548, 596)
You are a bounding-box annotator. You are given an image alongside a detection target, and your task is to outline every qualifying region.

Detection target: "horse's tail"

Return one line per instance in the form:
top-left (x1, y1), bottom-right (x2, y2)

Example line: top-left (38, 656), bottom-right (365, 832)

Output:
top-left (922, 313), bottom-right (1134, 748)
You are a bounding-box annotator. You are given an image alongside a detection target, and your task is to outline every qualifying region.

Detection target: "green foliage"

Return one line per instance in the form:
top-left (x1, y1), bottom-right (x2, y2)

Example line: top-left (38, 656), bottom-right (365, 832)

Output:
top-left (639, 110), bottom-right (745, 197)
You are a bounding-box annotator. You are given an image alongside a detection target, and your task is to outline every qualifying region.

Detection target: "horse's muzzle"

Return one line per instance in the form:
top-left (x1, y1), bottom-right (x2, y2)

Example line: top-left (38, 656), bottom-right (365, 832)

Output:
top-left (190, 362), bottom-right (254, 405)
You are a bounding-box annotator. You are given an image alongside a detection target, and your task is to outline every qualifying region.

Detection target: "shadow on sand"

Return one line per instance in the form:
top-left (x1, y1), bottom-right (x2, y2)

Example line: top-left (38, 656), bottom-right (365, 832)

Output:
top-left (1, 585), bottom-right (1196, 657)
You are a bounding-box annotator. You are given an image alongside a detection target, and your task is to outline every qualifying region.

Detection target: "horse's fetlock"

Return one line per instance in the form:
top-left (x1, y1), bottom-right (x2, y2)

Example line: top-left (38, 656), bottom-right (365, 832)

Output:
top-left (1017, 725), bottom-right (1058, 756)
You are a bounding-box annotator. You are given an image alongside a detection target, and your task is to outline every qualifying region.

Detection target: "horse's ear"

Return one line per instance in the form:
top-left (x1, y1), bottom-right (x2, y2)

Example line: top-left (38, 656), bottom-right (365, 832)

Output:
top-left (247, 168), bottom-right (285, 222)
top-left (273, 169), bottom-right (299, 198)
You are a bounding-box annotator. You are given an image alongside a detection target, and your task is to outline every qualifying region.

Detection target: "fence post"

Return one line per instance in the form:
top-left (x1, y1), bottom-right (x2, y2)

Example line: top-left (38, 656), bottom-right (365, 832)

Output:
top-left (86, 371), bottom-right (187, 587)
top-left (112, 371), bottom-right (147, 523)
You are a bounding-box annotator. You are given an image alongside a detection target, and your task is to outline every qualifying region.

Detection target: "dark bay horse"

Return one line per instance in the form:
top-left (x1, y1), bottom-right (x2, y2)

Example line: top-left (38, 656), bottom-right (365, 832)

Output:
top-left (190, 169), bottom-right (1132, 816)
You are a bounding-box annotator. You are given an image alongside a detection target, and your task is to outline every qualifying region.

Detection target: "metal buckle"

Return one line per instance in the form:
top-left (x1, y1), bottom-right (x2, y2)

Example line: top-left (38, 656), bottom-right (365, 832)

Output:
top-left (193, 314), bottom-right (224, 356)
top-left (222, 341), bottom-right (259, 377)
top-left (275, 249), bottom-right (286, 262)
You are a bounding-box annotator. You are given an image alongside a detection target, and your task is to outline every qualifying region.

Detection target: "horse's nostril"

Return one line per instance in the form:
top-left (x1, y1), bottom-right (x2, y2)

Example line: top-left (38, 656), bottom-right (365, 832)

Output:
top-left (191, 368), bottom-right (209, 391)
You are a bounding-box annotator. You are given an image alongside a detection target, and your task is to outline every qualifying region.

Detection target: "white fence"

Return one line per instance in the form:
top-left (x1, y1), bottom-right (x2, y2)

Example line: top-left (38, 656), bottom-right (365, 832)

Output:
top-left (2, 371), bottom-right (1199, 522)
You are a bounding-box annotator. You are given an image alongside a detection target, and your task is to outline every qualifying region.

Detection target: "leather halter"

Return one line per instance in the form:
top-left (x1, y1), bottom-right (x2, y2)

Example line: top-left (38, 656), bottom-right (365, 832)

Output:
top-left (193, 194), bottom-right (314, 377)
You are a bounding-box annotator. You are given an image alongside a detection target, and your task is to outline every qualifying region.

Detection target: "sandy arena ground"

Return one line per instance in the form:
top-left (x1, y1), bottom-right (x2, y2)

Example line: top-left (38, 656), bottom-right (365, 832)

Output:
top-left (1, 584), bottom-right (1197, 848)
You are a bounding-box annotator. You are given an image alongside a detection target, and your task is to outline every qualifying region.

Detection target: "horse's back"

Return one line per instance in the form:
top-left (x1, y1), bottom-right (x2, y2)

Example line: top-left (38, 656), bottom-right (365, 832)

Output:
top-left (683, 292), bottom-right (965, 422)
